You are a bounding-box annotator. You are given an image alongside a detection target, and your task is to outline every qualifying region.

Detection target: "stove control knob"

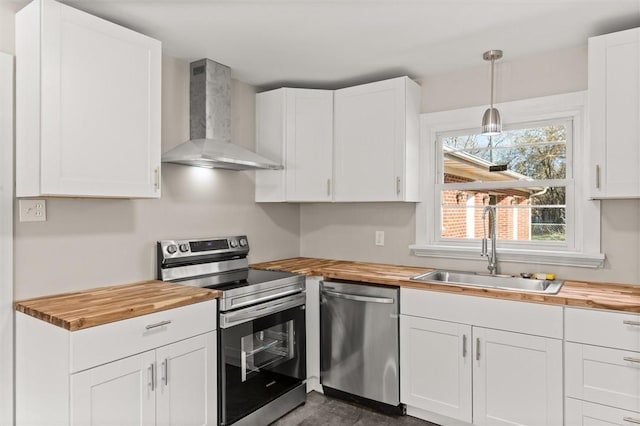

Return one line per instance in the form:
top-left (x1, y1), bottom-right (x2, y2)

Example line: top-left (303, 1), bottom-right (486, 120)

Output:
top-left (239, 238), bottom-right (248, 247)
top-left (166, 244), bottom-right (178, 254)
top-left (229, 239), bottom-right (239, 248)
top-left (179, 243), bottom-right (189, 253)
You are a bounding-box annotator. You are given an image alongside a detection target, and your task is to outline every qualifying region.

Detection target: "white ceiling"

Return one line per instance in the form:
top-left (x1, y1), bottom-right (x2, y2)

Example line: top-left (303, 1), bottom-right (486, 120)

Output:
top-left (16, 0), bottom-right (640, 89)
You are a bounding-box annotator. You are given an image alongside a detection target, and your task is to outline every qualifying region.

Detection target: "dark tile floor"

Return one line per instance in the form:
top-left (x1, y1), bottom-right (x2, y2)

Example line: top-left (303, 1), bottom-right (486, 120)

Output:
top-left (271, 392), bottom-right (438, 426)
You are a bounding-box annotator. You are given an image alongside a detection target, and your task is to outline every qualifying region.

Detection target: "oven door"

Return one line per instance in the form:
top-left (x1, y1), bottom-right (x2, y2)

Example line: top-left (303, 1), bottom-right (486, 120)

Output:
top-left (219, 293), bottom-right (306, 426)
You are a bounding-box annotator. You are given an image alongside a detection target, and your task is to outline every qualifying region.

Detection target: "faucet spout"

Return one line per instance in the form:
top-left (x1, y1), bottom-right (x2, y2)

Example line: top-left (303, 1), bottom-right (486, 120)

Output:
top-left (481, 206), bottom-right (498, 275)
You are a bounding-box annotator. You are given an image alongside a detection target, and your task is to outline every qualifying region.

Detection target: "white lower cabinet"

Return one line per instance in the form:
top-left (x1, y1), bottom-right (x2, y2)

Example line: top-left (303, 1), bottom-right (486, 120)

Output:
top-left (305, 276), bottom-right (323, 393)
top-left (156, 334), bottom-right (217, 426)
top-left (16, 300), bottom-right (217, 426)
top-left (400, 316), bottom-right (472, 422)
top-left (71, 350), bottom-right (157, 426)
top-left (566, 398), bottom-right (640, 426)
top-left (72, 332), bottom-right (217, 426)
top-left (400, 288), bottom-right (563, 426)
top-left (565, 307), bottom-right (640, 425)
top-left (472, 328), bottom-right (562, 426)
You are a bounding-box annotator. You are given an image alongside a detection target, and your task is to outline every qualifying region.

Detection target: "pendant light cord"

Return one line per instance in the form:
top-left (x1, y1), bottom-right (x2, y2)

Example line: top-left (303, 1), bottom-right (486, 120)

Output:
top-left (490, 58), bottom-right (495, 109)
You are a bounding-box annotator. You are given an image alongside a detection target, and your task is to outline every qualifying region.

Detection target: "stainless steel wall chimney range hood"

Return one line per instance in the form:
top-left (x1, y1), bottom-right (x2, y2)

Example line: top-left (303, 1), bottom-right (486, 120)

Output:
top-left (161, 59), bottom-right (282, 170)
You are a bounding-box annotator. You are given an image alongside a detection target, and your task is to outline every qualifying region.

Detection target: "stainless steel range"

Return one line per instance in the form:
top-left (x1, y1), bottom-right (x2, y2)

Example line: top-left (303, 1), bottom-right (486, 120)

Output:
top-left (157, 236), bottom-right (306, 426)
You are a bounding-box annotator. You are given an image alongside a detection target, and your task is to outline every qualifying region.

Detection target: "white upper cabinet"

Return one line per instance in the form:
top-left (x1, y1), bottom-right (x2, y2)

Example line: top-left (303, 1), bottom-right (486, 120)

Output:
top-left (255, 77), bottom-right (421, 203)
top-left (255, 88), bottom-right (333, 202)
top-left (334, 76), bottom-right (421, 202)
top-left (589, 27), bottom-right (640, 199)
top-left (16, 0), bottom-right (162, 198)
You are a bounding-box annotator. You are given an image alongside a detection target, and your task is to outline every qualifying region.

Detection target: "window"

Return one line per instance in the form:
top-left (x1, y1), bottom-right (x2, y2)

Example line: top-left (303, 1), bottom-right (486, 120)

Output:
top-left (412, 92), bottom-right (604, 268)
top-left (440, 120), bottom-right (569, 243)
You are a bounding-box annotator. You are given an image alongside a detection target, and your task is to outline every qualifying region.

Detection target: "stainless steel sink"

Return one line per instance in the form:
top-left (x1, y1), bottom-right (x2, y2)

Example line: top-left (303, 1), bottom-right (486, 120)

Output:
top-left (410, 270), bottom-right (564, 294)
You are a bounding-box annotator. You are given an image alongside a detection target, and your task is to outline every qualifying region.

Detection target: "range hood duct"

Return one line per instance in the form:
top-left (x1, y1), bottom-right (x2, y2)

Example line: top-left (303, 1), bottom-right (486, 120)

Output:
top-left (161, 59), bottom-right (282, 170)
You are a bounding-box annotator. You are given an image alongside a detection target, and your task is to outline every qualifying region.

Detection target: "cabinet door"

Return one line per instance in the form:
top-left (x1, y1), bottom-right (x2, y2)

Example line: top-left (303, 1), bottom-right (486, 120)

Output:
top-left (589, 28), bottom-right (640, 198)
top-left (566, 398), bottom-right (640, 426)
top-left (400, 315), bottom-right (472, 422)
top-left (17, 0), bottom-right (161, 198)
top-left (334, 77), bottom-right (407, 201)
top-left (473, 328), bottom-right (563, 426)
top-left (71, 350), bottom-right (156, 426)
top-left (255, 88), bottom-right (333, 202)
top-left (566, 342), bottom-right (640, 413)
top-left (285, 89), bottom-right (333, 201)
top-left (156, 332), bottom-right (217, 426)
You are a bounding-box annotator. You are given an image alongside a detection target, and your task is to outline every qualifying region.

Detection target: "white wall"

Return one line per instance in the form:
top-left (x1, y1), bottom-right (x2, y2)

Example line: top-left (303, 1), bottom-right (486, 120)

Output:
top-left (300, 47), bottom-right (640, 285)
top-left (2, 6), bottom-right (300, 299)
top-left (0, 51), bottom-right (14, 426)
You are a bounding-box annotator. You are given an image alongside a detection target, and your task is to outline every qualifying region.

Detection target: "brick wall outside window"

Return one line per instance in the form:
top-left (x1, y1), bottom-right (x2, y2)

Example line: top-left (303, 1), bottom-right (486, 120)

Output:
top-left (442, 174), bottom-right (531, 240)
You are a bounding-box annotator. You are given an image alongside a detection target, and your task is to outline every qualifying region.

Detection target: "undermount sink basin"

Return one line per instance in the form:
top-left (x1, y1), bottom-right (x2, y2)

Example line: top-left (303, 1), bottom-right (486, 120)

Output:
top-left (410, 270), bottom-right (564, 294)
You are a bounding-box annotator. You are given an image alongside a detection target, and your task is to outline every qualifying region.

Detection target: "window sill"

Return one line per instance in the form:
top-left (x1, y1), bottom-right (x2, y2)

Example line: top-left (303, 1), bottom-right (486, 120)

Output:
top-left (409, 244), bottom-right (605, 268)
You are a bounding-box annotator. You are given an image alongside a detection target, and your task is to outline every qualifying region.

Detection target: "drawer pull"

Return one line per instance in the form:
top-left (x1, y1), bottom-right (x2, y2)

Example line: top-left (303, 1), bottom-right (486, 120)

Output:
top-left (624, 417), bottom-right (640, 424)
top-left (623, 320), bottom-right (640, 326)
top-left (623, 356), bottom-right (640, 363)
top-left (145, 320), bottom-right (172, 330)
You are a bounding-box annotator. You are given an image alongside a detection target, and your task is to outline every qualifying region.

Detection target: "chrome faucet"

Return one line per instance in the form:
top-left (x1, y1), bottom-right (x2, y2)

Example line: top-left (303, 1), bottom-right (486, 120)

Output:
top-left (481, 205), bottom-right (498, 275)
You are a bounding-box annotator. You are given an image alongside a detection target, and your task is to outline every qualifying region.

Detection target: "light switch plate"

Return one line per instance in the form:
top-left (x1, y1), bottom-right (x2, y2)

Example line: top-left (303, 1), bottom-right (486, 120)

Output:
top-left (19, 199), bottom-right (46, 222)
top-left (375, 231), bottom-right (384, 246)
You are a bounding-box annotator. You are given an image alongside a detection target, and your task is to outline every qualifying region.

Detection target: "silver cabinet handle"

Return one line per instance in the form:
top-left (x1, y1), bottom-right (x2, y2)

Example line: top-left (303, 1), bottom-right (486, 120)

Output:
top-left (595, 164), bottom-right (600, 189)
top-left (396, 177), bottom-right (401, 196)
top-left (462, 334), bottom-right (467, 358)
top-left (623, 356), bottom-right (640, 363)
top-left (322, 289), bottom-right (394, 304)
top-left (162, 359), bottom-right (169, 386)
top-left (476, 338), bottom-right (480, 361)
top-left (145, 320), bottom-right (172, 330)
top-left (327, 179), bottom-right (331, 196)
top-left (623, 320), bottom-right (640, 326)
top-left (624, 417), bottom-right (640, 424)
top-left (148, 363), bottom-right (156, 391)
top-left (154, 166), bottom-right (161, 192)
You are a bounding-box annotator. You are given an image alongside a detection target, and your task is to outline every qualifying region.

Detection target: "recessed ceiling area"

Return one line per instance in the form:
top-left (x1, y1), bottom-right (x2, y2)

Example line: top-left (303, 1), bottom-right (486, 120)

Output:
top-left (13, 0), bottom-right (640, 89)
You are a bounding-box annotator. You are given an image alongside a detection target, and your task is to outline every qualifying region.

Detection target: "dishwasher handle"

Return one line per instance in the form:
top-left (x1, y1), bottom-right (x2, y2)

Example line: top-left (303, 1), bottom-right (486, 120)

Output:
top-left (322, 289), bottom-right (394, 304)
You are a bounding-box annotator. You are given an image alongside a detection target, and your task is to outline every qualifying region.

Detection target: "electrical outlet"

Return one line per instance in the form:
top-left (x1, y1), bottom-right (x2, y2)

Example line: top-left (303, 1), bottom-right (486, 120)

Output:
top-left (375, 231), bottom-right (385, 246)
top-left (19, 199), bottom-right (47, 222)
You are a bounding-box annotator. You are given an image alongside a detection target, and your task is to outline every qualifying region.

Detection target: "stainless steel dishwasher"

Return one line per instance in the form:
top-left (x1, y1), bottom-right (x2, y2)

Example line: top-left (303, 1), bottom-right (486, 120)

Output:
top-left (320, 280), bottom-right (404, 415)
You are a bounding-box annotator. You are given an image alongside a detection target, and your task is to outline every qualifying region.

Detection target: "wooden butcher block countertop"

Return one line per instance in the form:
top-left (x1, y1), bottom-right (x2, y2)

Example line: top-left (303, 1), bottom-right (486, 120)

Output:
top-left (251, 257), bottom-right (640, 313)
top-left (14, 280), bottom-right (220, 331)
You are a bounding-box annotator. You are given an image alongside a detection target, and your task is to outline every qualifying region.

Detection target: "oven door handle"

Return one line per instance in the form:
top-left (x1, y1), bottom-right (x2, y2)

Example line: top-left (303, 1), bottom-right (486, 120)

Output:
top-left (220, 293), bottom-right (305, 328)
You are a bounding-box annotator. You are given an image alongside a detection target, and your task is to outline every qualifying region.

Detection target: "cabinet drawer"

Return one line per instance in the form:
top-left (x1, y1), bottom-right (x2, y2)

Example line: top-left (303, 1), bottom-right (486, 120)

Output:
top-left (70, 300), bottom-right (216, 373)
top-left (566, 342), bottom-right (640, 413)
top-left (566, 398), bottom-right (640, 426)
top-left (400, 288), bottom-right (563, 339)
top-left (566, 307), bottom-right (640, 351)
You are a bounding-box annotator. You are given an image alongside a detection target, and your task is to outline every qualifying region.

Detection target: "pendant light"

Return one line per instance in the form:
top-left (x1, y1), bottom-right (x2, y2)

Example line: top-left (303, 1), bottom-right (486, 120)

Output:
top-left (481, 49), bottom-right (503, 135)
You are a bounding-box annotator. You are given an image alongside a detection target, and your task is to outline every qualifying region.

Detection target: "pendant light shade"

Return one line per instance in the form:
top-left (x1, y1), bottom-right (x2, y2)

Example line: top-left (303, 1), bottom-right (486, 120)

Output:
top-left (482, 107), bottom-right (501, 135)
top-left (481, 50), bottom-right (503, 135)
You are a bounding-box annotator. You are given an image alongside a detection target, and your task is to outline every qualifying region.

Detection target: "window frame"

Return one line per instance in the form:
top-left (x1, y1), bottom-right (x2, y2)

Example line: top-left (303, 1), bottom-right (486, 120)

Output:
top-left (411, 91), bottom-right (605, 268)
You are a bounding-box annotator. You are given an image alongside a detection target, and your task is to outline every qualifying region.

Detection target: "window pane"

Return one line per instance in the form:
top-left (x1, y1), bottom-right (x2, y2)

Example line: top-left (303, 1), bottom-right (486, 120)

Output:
top-left (440, 187), bottom-right (566, 242)
top-left (441, 123), bottom-right (568, 183)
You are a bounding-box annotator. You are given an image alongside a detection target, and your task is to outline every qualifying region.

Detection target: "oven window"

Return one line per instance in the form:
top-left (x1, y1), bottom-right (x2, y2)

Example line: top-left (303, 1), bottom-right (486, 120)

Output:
top-left (220, 304), bottom-right (306, 425)
top-left (241, 320), bottom-right (295, 382)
